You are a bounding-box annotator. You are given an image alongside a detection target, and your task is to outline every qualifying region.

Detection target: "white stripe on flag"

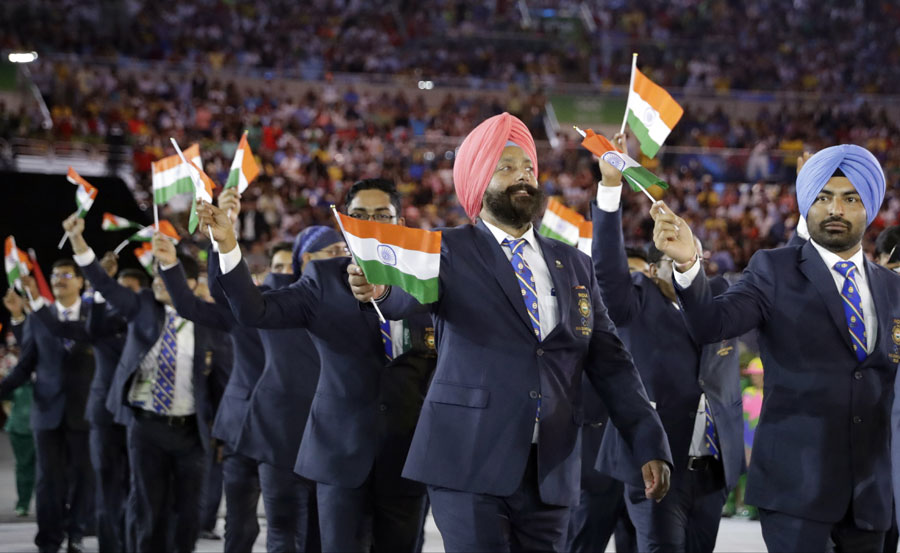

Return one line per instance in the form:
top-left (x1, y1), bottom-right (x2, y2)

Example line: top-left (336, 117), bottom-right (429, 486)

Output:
top-left (344, 234), bottom-right (439, 282)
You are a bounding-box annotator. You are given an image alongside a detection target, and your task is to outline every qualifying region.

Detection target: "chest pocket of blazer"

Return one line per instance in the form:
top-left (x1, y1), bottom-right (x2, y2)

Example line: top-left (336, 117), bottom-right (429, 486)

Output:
top-left (570, 285), bottom-right (593, 340)
top-left (428, 381), bottom-right (489, 408)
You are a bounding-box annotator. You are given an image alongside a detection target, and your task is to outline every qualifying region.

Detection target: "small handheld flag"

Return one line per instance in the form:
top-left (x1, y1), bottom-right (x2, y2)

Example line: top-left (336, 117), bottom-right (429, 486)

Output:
top-left (169, 138), bottom-right (216, 235)
top-left (5, 236), bottom-right (32, 298)
top-left (101, 213), bottom-right (142, 232)
top-left (538, 198), bottom-right (585, 247)
top-left (621, 53), bottom-right (683, 158)
top-left (114, 220), bottom-right (180, 255)
top-left (134, 243), bottom-right (155, 276)
top-left (59, 167), bottom-right (99, 249)
top-left (577, 221), bottom-right (593, 257)
top-left (225, 131), bottom-right (260, 194)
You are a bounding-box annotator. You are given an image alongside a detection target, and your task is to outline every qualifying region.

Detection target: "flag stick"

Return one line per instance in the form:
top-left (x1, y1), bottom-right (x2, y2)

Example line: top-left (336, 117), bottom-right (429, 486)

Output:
top-left (113, 239), bottom-right (131, 255)
top-left (14, 257), bottom-right (34, 303)
top-left (57, 232), bottom-right (69, 250)
top-left (619, 53), bottom-right (638, 136)
top-left (153, 202), bottom-right (159, 229)
top-left (169, 138), bottom-right (214, 244)
top-left (330, 205), bottom-right (387, 323)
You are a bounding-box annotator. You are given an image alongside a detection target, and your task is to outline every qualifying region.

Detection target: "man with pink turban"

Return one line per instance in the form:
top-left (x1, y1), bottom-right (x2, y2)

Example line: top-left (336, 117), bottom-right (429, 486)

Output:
top-left (349, 113), bottom-right (672, 551)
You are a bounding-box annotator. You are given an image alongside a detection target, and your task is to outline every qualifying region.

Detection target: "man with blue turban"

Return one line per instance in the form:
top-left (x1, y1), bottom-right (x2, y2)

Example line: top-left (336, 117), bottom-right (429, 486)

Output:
top-left (650, 144), bottom-right (900, 552)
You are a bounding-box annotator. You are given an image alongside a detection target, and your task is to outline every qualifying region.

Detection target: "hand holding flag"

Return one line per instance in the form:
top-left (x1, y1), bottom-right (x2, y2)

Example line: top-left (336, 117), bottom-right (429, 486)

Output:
top-left (169, 138), bottom-right (216, 235)
top-left (58, 168), bottom-right (99, 249)
top-left (195, 200), bottom-right (239, 255)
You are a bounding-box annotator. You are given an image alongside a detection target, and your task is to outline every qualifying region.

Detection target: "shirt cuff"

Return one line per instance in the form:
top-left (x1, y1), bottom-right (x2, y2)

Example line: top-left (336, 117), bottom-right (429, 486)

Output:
top-left (93, 291), bottom-right (105, 304)
top-left (73, 249), bottom-right (96, 267)
top-left (218, 245), bottom-right (242, 274)
top-left (673, 259), bottom-right (702, 288)
top-left (596, 184), bottom-right (623, 212)
top-left (29, 297), bottom-right (47, 312)
top-left (160, 261), bottom-right (179, 271)
top-left (10, 315), bottom-right (26, 326)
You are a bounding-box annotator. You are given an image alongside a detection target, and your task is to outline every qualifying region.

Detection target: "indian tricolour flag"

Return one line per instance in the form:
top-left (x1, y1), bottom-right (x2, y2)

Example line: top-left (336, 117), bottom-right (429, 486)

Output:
top-left (334, 210), bottom-right (441, 304)
top-left (225, 132), bottom-right (260, 193)
top-left (624, 65), bottom-right (683, 158)
top-left (102, 213), bottom-right (142, 231)
top-left (577, 221), bottom-right (592, 257)
top-left (4, 236), bottom-right (31, 291)
top-left (134, 243), bottom-right (155, 276)
top-left (67, 167), bottom-right (98, 217)
top-left (184, 157), bottom-right (216, 233)
top-left (580, 129), bottom-right (668, 194)
top-left (152, 143), bottom-right (202, 205)
top-left (115, 220), bottom-right (181, 254)
top-left (539, 198), bottom-right (585, 247)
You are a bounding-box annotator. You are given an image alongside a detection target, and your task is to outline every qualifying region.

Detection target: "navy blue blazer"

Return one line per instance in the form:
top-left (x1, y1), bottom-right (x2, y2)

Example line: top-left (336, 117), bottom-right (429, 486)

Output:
top-left (25, 298), bottom-right (127, 428)
top-left (0, 302), bottom-right (94, 431)
top-left (591, 203), bottom-right (743, 490)
top-left (160, 257), bottom-right (265, 452)
top-left (80, 258), bottom-right (229, 450)
top-left (377, 221), bottom-right (671, 507)
top-left (675, 240), bottom-right (900, 530)
top-left (218, 256), bottom-right (436, 494)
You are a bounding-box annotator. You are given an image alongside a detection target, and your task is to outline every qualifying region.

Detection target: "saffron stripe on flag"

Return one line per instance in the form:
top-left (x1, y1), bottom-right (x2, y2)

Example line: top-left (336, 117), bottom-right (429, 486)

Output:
top-left (632, 68), bottom-right (684, 130)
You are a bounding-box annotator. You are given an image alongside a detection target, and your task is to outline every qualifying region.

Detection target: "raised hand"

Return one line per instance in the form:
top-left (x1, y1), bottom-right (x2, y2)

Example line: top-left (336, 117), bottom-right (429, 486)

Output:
top-left (217, 188), bottom-right (241, 224)
top-left (651, 201), bottom-right (697, 267)
top-left (347, 263), bottom-right (385, 303)
top-left (3, 288), bottom-right (26, 319)
top-left (152, 233), bottom-right (178, 267)
top-left (195, 200), bottom-right (237, 253)
top-left (62, 213), bottom-right (90, 254)
top-left (598, 132), bottom-right (629, 187)
top-left (797, 151), bottom-right (812, 174)
top-left (99, 252), bottom-right (119, 277)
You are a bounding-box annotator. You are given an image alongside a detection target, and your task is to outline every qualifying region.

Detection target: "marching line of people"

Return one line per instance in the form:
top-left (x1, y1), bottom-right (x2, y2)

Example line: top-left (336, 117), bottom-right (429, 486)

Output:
top-left (1, 112), bottom-right (899, 553)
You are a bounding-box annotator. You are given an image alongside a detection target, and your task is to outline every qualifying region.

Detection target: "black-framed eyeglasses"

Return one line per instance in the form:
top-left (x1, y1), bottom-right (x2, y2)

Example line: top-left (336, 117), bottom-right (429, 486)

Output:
top-left (348, 212), bottom-right (396, 223)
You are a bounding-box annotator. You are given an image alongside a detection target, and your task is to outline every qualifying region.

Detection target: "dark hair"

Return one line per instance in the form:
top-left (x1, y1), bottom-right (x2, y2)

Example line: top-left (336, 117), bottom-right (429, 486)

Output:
top-left (52, 258), bottom-right (82, 279)
top-left (269, 241), bottom-right (293, 259)
top-left (177, 253), bottom-right (200, 280)
top-left (832, 168), bottom-right (846, 178)
top-left (646, 243), bottom-right (663, 265)
top-left (625, 246), bottom-right (649, 264)
top-left (118, 268), bottom-right (149, 288)
top-left (875, 225), bottom-right (900, 256)
top-left (345, 178), bottom-right (401, 214)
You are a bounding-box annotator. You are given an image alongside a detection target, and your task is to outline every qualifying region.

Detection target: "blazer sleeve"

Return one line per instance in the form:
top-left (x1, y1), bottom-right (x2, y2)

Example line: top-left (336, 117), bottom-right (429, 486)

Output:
top-left (82, 259), bottom-right (141, 321)
top-left (160, 263), bottom-right (233, 331)
top-left (31, 304), bottom-right (92, 342)
top-left (675, 251), bottom-right (773, 344)
top-left (591, 202), bottom-right (643, 326)
top-left (0, 319), bottom-right (38, 399)
top-left (583, 267), bottom-right (673, 469)
top-left (217, 259), bottom-right (321, 329)
top-left (10, 319), bottom-right (25, 344)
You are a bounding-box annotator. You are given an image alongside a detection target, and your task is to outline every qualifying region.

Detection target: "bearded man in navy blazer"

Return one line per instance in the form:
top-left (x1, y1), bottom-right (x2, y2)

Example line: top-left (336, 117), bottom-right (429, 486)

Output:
top-left (348, 113), bottom-right (672, 552)
top-left (652, 144), bottom-right (900, 553)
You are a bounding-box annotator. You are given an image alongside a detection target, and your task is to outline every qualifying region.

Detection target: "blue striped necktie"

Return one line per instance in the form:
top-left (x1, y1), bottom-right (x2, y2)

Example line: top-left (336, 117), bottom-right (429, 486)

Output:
top-left (61, 308), bottom-right (75, 350)
top-left (833, 261), bottom-right (867, 361)
top-left (502, 238), bottom-right (541, 340)
top-left (151, 312), bottom-right (178, 414)
top-left (704, 402), bottom-right (720, 459)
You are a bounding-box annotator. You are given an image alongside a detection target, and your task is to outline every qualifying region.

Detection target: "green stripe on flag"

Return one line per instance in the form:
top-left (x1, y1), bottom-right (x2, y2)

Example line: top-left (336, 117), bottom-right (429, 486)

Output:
top-left (225, 168), bottom-right (240, 189)
top-left (357, 258), bottom-right (438, 304)
top-left (627, 111), bottom-right (661, 159)
top-left (624, 165), bottom-right (668, 193)
top-left (538, 225), bottom-right (577, 246)
top-left (153, 178), bottom-right (195, 204)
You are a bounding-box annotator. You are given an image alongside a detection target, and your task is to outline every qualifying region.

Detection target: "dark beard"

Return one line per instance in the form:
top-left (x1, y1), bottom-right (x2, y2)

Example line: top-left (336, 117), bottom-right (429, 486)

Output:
top-left (808, 216), bottom-right (865, 253)
top-left (483, 183), bottom-right (546, 228)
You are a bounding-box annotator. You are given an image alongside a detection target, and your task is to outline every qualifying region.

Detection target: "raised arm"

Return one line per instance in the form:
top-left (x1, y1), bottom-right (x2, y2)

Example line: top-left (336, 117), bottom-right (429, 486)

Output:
top-left (0, 318), bottom-right (38, 399)
top-left (153, 235), bottom-right (233, 331)
top-left (591, 201), bottom-right (644, 326)
top-left (63, 214), bottom-right (141, 321)
top-left (650, 201), bottom-right (769, 343)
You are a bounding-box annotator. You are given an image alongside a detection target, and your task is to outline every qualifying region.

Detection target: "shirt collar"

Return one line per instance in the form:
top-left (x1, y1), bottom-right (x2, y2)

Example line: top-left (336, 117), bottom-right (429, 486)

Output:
top-left (482, 219), bottom-right (539, 251)
top-left (809, 239), bottom-right (868, 284)
top-left (55, 297), bottom-right (81, 319)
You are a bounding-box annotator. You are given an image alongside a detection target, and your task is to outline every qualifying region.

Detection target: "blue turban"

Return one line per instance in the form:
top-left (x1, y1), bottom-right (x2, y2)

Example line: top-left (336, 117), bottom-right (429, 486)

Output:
top-left (796, 145), bottom-right (885, 226)
top-left (292, 226), bottom-right (343, 279)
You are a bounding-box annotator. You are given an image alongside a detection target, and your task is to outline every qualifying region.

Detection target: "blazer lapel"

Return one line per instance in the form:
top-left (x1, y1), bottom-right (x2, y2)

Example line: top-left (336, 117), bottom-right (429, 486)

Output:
top-left (473, 221), bottom-right (535, 337)
top-left (798, 241), bottom-right (854, 352)
top-left (535, 234), bottom-right (571, 333)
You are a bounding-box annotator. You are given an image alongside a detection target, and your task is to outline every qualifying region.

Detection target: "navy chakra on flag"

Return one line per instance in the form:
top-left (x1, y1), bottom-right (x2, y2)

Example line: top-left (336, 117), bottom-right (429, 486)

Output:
top-left (601, 152), bottom-right (625, 171)
top-left (377, 245), bottom-right (398, 266)
top-left (642, 106), bottom-right (659, 125)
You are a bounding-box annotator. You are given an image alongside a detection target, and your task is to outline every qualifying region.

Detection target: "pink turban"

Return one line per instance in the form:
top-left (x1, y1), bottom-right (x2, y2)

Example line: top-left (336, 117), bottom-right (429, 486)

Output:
top-left (453, 113), bottom-right (539, 220)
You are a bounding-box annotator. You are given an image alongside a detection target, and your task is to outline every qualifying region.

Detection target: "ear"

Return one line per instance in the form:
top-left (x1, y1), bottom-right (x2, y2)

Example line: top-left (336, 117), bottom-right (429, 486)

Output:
top-left (301, 252), bottom-right (313, 267)
top-left (648, 264), bottom-right (659, 278)
top-left (397, 216), bottom-right (406, 226)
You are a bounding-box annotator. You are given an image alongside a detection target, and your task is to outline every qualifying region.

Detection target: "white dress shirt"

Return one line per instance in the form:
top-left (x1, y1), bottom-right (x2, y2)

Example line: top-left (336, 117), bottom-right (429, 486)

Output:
top-left (55, 298), bottom-right (81, 322)
top-left (129, 306), bottom-right (196, 416)
top-left (674, 239), bottom-right (876, 354)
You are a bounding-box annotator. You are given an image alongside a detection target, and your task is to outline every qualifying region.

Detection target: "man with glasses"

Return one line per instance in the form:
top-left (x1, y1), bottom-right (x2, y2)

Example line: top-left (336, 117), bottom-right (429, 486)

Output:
top-left (0, 260), bottom-right (94, 553)
top-left (588, 135), bottom-right (743, 553)
top-left (196, 178), bottom-right (437, 552)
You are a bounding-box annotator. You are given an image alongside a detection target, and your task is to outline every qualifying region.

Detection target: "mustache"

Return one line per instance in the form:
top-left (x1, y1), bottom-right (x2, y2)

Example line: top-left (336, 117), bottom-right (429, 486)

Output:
top-left (505, 183), bottom-right (539, 196)
top-left (820, 216), bottom-right (851, 229)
